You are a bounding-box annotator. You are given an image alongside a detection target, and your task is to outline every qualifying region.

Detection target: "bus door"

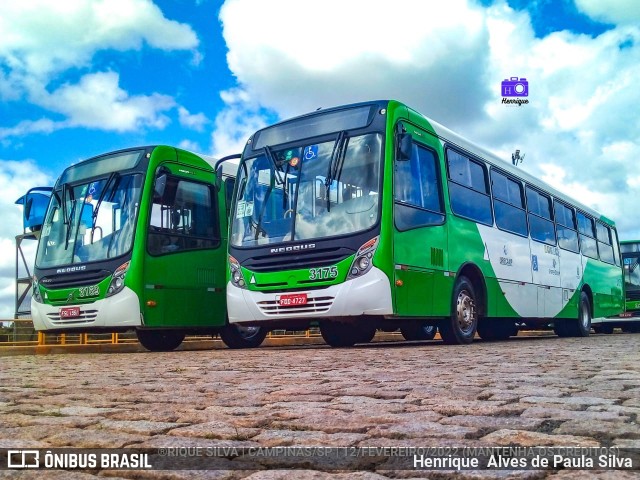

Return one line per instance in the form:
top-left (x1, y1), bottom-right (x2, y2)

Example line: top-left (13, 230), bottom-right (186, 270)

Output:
top-left (393, 129), bottom-right (447, 317)
top-left (142, 163), bottom-right (226, 328)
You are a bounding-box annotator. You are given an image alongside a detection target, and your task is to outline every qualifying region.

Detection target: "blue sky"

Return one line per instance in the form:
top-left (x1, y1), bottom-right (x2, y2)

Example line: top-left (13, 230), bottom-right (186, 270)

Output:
top-left (1, 0), bottom-right (639, 317)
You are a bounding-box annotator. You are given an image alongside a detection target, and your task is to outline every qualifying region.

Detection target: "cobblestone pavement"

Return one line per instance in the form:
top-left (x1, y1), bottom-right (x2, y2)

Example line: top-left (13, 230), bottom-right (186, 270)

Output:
top-left (1, 333), bottom-right (639, 479)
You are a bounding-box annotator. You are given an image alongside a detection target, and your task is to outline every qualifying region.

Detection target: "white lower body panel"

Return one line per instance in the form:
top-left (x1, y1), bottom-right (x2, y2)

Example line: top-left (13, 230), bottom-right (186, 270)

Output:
top-left (228, 266), bottom-right (393, 324)
top-left (31, 287), bottom-right (141, 331)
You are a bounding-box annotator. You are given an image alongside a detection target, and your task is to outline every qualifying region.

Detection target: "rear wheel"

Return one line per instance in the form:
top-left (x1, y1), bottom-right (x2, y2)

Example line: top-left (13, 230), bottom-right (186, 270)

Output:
top-left (401, 323), bottom-right (437, 341)
top-left (136, 329), bottom-right (185, 352)
top-left (219, 324), bottom-right (268, 349)
top-left (440, 276), bottom-right (478, 345)
top-left (555, 291), bottom-right (591, 337)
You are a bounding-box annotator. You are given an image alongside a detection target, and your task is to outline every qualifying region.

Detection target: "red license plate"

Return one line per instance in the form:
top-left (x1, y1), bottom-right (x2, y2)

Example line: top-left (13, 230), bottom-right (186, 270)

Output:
top-left (60, 307), bottom-right (81, 318)
top-left (278, 294), bottom-right (308, 307)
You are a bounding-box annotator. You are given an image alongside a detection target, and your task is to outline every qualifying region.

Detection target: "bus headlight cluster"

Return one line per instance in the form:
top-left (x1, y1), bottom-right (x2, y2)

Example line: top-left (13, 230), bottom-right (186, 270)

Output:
top-left (348, 236), bottom-right (379, 280)
top-left (32, 276), bottom-right (43, 303)
top-left (106, 261), bottom-right (129, 298)
top-left (229, 255), bottom-right (247, 289)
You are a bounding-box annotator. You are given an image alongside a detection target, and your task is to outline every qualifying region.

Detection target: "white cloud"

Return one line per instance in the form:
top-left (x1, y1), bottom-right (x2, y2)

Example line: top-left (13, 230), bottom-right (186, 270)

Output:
top-left (216, 0), bottom-right (640, 240)
top-left (0, 0), bottom-right (199, 139)
top-left (0, 160), bottom-right (53, 319)
top-left (34, 72), bottom-right (176, 132)
top-left (575, 0), bottom-right (640, 25)
top-left (178, 107), bottom-right (209, 132)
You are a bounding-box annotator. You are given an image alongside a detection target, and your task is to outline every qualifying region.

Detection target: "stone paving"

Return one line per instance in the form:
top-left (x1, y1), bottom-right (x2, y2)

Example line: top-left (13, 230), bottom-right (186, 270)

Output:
top-left (1, 333), bottom-right (639, 479)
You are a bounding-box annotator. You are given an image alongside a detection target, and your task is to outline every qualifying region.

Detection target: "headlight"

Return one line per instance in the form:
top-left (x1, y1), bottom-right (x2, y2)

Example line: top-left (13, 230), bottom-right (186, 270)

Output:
top-left (229, 255), bottom-right (247, 289)
top-left (347, 236), bottom-right (379, 280)
top-left (106, 261), bottom-right (129, 298)
top-left (32, 276), bottom-right (43, 303)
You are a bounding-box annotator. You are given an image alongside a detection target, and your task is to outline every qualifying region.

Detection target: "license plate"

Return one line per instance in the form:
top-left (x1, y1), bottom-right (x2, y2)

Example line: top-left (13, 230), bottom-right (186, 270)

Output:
top-left (278, 293), bottom-right (308, 307)
top-left (60, 307), bottom-right (81, 318)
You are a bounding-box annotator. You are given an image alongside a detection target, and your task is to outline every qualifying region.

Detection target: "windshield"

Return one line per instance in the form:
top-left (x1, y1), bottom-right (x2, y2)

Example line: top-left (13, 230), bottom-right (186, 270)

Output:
top-left (624, 252), bottom-right (640, 294)
top-left (231, 133), bottom-right (382, 247)
top-left (36, 174), bottom-right (143, 268)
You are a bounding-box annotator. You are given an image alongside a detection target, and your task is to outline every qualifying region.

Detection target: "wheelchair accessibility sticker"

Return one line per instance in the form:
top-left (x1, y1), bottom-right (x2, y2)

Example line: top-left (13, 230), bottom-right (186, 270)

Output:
top-left (304, 145), bottom-right (318, 161)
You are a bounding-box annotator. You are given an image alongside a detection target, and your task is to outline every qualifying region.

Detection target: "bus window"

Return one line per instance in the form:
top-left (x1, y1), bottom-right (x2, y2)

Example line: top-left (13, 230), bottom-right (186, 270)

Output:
top-left (446, 149), bottom-right (492, 225)
top-left (577, 212), bottom-right (598, 259)
top-left (596, 222), bottom-right (615, 264)
top-left (526, 186), bottom-right (555, 245)
top-left (554, 201), bottom-right (579, 253)
top-left (148, 176), bottom-right (219, 255)
top-left (490, 169), bottom-right (527, 237)
top-left (394, 143), bottom-right (444, 230)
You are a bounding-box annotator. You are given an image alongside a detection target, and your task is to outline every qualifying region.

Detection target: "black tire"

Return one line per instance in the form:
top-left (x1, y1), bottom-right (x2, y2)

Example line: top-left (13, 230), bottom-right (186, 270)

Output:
top-left (319, 321), bottom-right (358, 348)
top-left (477, 318), bottom-right (517, 341)
top-left (136, 329), bottom-right (185, 352)
top-left (440, 276), bottom-right (478, 345)
top-left (219, 324), bottom-right (268, 349)
top-left (593, 323), bottom-right (614, 334)
top-left (621, 323), bottom-right (640, 333)
top-left (556, 291), bottom-right (591, 337)
top-left (356, 324), bottom-right (377, 344)
top-left (400, 323), bottom-right (437, 341)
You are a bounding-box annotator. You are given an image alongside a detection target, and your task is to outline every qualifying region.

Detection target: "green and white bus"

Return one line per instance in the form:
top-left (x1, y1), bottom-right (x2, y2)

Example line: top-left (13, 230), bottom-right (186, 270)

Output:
top-left (31, 146), bottom-right (268, 351)
top-left (226, 100), bottom-right (625, 346)
top-left (618, 240), bottom-right (640, 331)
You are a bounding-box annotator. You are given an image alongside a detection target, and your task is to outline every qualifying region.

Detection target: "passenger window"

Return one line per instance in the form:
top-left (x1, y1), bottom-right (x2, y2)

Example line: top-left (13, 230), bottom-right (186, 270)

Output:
top-left (491, 170), bottom-right (527, 237)
top-left (526, 187), bottom-right (555, 245)
top-left (576, 212), bottom-right (598, 259)
top-left (148, 175), bottom-right (219, 255)
top-left (596, 222), bottom-right (614, 264)
top-left (446, 149), bottom-right (492, 225)
top-left (395, 143), bottom-right (444, 230)
top-left (554, 202), bottom-right (579, 253)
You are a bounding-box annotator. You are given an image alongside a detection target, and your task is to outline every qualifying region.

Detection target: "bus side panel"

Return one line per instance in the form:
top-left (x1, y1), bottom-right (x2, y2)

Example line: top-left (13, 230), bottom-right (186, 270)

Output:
top-left (583, 258), bottom-right (624, 318)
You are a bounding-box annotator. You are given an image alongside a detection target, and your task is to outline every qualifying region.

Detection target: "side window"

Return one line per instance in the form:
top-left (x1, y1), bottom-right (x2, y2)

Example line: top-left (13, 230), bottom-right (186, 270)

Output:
top-left (612, 228), bottom-right (621, 266)
top-left (554, 202), bottom-right (579, 253)
top-left (526, 186), bottom-right (555, 245)
top-left (577, 212), bottom-right (598, 259)
top-left (394, 142), bottom-right (444, 230)
top-left (446, 149), bottom-right (492, 225)
top-left (596, 222), bottom-right (615, 264)
top-left (490, 169), bottom-right (527, 236)
top-left (148, 175), bottom-right (219, 255)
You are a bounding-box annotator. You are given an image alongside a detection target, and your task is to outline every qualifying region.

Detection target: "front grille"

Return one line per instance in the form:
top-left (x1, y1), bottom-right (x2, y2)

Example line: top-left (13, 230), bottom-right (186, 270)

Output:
top-left (47, 309), bottom-right (99, 326)
top-left (243, 247), bottom-right (352, 273)
top-left (40, 270), bottom-right (110, 289)
top-left (257, 296), bottom-right (334, 316)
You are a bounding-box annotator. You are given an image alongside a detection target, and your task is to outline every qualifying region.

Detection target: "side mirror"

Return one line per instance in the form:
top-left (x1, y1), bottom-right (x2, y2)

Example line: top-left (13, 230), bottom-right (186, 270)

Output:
top-left (154, 174), bottom-right (167, 199)
top-left (397, 133), bottom-right (412, 161)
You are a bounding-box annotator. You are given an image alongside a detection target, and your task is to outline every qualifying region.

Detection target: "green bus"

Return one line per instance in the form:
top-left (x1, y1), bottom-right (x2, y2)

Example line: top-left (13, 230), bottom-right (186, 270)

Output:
top-left (618, 240), bottom-right (640, 331)
top-left (226, 100), bottom-right (625, 346)
top-left (31, 146), bottom-right (268, 351)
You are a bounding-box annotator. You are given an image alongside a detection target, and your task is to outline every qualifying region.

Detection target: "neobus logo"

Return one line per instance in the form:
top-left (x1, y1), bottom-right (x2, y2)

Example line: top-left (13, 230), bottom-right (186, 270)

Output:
top-left (270, 243), bottom-right (316, 254)
top-left (55, 266), bottom-right (87, 274)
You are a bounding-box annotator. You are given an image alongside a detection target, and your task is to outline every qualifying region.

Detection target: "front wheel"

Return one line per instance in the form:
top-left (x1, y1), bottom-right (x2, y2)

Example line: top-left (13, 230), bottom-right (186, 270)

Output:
top-left (439, 276), bottom-right (478, 345)
top-left (219, 324), bottom-right (268, 349)
top-left (320, 321), bottom-right (358, 348)
top-left (401, 323), bottom-right (437, 341)
top-left (136, 329), bottom-right (185, 352)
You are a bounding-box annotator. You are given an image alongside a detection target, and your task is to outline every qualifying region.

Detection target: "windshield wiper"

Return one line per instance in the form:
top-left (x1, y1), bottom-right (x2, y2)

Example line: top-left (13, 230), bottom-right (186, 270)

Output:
top-left (64, 186), bottom-right (76, 250)
top-left (325, 131), bottom-right (348, 212)
top-left (93, 172), bottom-right (119, 223)
top-left (263, 145), bottom-right (284, 185)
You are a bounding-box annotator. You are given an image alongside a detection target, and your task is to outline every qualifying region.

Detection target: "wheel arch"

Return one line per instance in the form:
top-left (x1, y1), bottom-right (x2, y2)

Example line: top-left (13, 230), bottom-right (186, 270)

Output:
top-left (455, 262), bottom-right (487, 316)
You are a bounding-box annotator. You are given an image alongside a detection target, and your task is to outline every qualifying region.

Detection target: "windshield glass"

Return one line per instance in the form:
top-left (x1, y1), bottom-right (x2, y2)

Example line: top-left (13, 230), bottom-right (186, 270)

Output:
top-left (231, 133), bottom-right (382, 247)
top-left (36, 174), bottom-right (143, 268)
top-left (624, 252), bottom-right (640, 294)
